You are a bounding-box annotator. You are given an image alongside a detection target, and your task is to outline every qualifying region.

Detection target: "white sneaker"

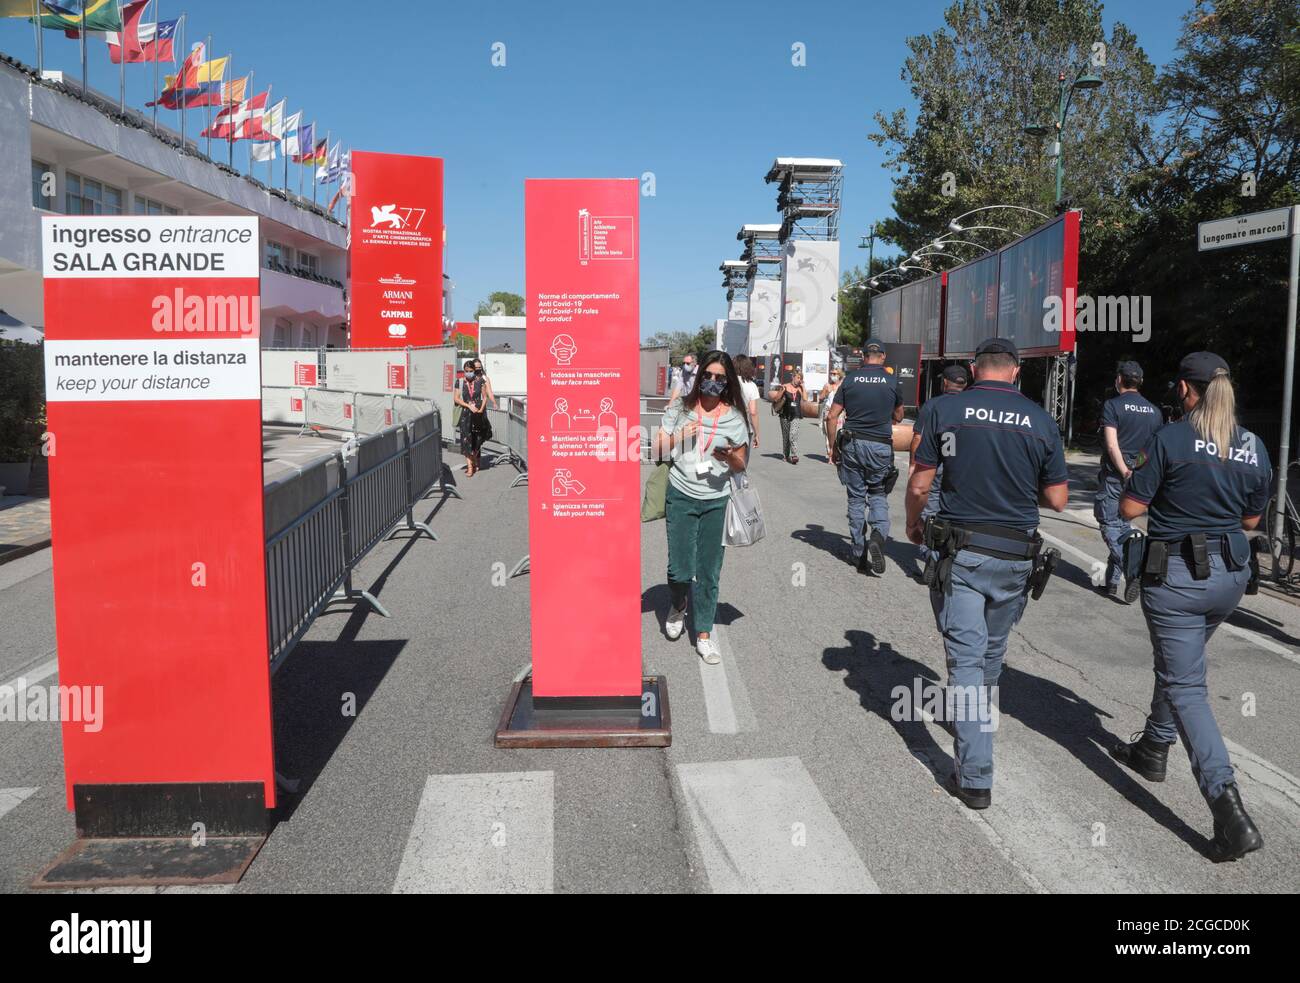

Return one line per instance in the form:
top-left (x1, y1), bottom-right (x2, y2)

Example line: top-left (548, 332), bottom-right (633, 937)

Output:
top-left (696, 636), bottom-right (721, 665)
top-left (665, 604), bottom-right (687, 640)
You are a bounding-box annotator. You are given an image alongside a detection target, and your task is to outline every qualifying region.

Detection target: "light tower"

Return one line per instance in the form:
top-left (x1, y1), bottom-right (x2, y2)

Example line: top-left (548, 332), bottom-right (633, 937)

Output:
top-left (737, 223), bottom-right (784, 362)
top-left (764, 158), bottom-right (843, 356)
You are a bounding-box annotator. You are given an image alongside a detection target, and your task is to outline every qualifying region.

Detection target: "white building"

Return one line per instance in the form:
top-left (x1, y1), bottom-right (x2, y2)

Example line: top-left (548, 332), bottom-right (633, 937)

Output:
top-left (0, 53), bottom-right (348, 348)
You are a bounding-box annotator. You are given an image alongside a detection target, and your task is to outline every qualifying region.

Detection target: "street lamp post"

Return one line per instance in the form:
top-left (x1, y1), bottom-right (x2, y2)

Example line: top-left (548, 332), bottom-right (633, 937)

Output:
top-left (1024, 64), bottom-right (1102, 444)
top-left (1024, 65), bottom-right (1103, 205)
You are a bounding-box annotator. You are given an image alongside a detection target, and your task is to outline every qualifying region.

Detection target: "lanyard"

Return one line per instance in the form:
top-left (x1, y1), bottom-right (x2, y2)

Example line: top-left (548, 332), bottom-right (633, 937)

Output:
top-left (694, 406), bottom-right (723, 454)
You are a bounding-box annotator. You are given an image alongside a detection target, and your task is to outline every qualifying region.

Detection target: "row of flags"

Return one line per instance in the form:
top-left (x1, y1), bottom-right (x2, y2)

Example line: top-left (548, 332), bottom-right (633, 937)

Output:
top-left (1, 0), bottom-right (350, 199)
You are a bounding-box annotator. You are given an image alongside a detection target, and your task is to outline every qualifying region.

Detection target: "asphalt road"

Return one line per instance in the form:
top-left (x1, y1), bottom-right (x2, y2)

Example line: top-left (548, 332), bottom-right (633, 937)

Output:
top-left (1, 410), bottom-right (1297, 893)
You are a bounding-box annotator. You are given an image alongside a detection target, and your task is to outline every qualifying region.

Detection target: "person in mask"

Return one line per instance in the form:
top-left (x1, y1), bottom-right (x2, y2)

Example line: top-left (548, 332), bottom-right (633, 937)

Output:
top-left (655, 351), bottom-right (751, 665)
top-left (455, 359), bottom-right (489, 476)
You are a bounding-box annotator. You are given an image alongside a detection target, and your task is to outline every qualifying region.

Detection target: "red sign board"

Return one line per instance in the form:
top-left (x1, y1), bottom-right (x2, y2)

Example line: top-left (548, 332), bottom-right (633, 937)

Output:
top-left (293, 361), bottom-right (317, 386)
top-left (41, 215), bottom-right (274, 809)
top-left (350, 151), bottom-right (444, 348)
top-left (525, 180), bottom-right (641, 698)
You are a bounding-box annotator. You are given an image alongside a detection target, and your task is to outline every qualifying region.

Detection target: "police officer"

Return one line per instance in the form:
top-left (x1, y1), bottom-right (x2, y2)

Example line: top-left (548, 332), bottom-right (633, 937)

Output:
top-left (827, 338), bottom-right (904, 573)
top-left (910, 364), bottom-right (971, 569)
top-left (906, 338), bottom-right (1068, 809)
top-left (1111, 352), bottom-right (1270, 862)
top-left (1095, 360), bottom-right (1162, 602)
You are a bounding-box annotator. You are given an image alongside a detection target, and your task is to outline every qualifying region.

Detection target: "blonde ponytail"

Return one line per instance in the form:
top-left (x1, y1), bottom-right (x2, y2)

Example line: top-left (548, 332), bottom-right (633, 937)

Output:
top-left (1188, 369), bottom-right (1236, 460)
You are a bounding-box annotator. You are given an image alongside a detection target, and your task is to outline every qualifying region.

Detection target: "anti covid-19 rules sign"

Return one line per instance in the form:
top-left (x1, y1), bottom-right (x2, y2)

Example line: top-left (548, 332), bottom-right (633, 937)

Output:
top-left (525, 180), bottom-right (642, 698)
top-left (42, 215), bottom-right (275, 818)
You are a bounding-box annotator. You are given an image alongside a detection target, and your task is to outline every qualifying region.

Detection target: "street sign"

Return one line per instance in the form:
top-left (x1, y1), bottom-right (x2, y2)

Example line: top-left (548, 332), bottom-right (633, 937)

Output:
top-left (1197, 206), bottom-right (1293, 251)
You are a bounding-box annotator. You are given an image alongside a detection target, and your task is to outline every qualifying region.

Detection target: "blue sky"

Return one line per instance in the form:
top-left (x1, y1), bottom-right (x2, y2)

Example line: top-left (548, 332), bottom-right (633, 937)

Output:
top-left (1, 0), bottom-right (1188, 338)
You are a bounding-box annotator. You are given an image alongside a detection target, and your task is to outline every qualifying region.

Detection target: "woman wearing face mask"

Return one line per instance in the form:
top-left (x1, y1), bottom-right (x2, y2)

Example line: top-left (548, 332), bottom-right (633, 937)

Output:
top-left (655, 351), bottom-right (751, 665)
top-left (456, 360), bottom-right (488, 476)
top-left (769, 369), bottom-right (807, 464)
top-left (473, 359), bottom-right (499, 411)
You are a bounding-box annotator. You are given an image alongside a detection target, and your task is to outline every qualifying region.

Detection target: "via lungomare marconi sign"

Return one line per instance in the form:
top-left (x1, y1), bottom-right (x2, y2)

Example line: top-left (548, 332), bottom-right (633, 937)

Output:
top-left (525, 180), bottom-right (642, 698)
top-left (41, 214), bottom-right (275, 814)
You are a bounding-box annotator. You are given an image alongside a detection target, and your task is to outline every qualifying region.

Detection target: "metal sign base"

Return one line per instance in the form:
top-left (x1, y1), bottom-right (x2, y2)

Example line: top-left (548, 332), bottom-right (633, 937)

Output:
top-left (495, 675), bottom-right (671, 748)
top-left (31, 781), bottom-right (269, 889)
top-left (31, 835), bottom-right (266, 889)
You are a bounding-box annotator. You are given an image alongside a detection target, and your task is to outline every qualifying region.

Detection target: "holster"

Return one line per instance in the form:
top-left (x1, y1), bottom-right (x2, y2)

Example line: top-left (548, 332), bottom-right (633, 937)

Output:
top-left (1027, 544), bottom-right (1060, 601)
top-left (1119, 528), bottom-right (1147, 584)
top-left (880, 466), bottom-right (900, 495)
top-left (1143, 539), bottom-right (1169, 587)
top-left (1189, 532), bottom-right (1210, 580)
top-left (922, 517), bottom-right (969, 595)
top-left (1246, 535), bottom-right (1263, 595)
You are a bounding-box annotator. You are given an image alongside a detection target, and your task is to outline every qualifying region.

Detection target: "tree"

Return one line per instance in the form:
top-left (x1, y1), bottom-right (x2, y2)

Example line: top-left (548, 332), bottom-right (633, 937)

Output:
top-left (474, 291), bottom-right (525, 317)
top-left (644, 326), bottom-right (718, 362)
top-left (869, 0), bottom-right (1159, 263)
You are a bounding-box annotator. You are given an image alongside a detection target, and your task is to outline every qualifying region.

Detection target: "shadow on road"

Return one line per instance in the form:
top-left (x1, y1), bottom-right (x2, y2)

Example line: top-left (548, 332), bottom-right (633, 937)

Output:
top-left (821, 629), bottom-right (1213, 857)
top-left (270, 637), bottom-right (407, 823)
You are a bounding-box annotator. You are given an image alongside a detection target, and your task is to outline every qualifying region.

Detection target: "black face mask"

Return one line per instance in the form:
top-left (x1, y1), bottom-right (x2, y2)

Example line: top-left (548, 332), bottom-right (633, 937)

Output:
top-left (700, 377), bottom-right (727, 397)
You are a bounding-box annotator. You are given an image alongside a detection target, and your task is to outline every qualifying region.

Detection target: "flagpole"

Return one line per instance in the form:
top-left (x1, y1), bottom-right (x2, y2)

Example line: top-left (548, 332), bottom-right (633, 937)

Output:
top-left (34, 0), bottom-right (43, 78)
top-left (204, 34), bottom-right (212, 159)
top-left (178, 18), bottom-right (185, 149)
top-left (117, 1), bottom-right (125, 114)
top-left (314, 129), bottom-right (328, 207)
top-left (151, 0), bottom-right (159, 133)
top-left (80, 0), bottom-right (87, 98)
top-left (283, 114), bottom-right (289, 193)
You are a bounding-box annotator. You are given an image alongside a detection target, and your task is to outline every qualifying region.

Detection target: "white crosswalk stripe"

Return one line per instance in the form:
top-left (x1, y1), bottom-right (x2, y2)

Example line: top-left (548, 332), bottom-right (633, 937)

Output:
top-left (675, 757), bottom-right (879, 893)
top-left (392, 771), bottom-right (554, 894)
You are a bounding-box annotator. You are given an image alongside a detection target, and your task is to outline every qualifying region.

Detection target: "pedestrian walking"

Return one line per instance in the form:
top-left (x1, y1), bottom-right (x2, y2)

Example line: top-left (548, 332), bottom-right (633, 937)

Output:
top-left (1095, 360), bottom-right (1161, 602)
top-left (456, 361), bottom-right (490, 476)
top-left (655, 350), bottom-right (751, 665)
top-left (818, 367), bottom-right (844, 459)
top-left (905, 338), bottom-right (1068, 810)
top-left (1111, 351), bottom-right (1271, 862)
top-left (734, 354), bottom-right (761, 452)
top-left (826, 339), bottom-right (903, 573)
top-left (909, 363), bottom-right (970, 566)
top-left (769, 369), bottom-right (807, 464)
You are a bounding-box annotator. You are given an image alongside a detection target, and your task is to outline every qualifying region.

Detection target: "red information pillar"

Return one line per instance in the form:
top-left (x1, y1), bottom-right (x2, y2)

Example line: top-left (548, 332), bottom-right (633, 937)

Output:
top-left (525, 180), bottom-right (642, 698)
top-left (42, 215), bottom-right (274, 830)
top-left (349, 151), bottom-right (444, 348)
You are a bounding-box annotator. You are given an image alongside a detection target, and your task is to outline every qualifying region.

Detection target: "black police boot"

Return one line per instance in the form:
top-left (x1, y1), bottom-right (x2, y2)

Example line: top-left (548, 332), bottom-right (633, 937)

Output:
top-left (1110, 731), bottom-right (1171, 782)
top-left (1207, 784), bottom-right (1263, 862)
top-left (946, 775), bottom-right (991, 810)
top-left (867, 530), bottom-right (887, 575)
top-left (1123, 577), bottom-right (1142, 604)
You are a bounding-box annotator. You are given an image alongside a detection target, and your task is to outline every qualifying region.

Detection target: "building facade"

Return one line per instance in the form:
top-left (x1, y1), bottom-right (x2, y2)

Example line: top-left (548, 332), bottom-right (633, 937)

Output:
top-left (0, 54), bottom-right (348, 348)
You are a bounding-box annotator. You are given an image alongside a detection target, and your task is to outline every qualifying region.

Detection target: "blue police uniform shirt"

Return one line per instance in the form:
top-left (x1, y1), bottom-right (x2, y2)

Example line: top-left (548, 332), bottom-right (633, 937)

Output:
top-left (1123, 421), bottom-right (1272, 540)
top-left (1100, 391), bottom-right (1162, 464)
top-left (915, 379), bottom-right (1068, 531)
top-left (832, 364), bottom-right (901, 440)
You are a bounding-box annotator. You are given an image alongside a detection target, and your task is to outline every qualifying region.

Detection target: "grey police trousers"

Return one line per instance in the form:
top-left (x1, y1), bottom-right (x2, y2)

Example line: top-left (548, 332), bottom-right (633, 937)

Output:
top-left (838, 437), bottom-right (894, 557)
top-left (929, 548), bottom-right (1033, 790)
top-left (1140, 553), bottom-right (1248, 803)
top-left (1094, 462), bottom-right (1133, 587)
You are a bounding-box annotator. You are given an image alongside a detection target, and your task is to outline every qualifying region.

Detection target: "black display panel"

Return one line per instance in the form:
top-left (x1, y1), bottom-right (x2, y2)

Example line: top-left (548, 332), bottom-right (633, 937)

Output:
top-left (901, 275), bottom-right (942, 354)
top-left (869, 287), bottom-right (902, 344)
top-left (996, 214), bottom-right (1067, 355)
top-left (942, 250), bottom-right (1000, 357)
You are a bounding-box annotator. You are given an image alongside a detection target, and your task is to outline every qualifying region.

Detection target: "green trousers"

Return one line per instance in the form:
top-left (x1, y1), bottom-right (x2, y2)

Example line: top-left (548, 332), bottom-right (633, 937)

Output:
top-left (665, 482), bottom-right (729, 634)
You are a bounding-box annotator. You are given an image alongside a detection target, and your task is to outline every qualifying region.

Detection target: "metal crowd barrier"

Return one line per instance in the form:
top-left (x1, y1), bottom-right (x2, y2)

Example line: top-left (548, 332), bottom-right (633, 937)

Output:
top-left (263, 406), bottom-right (451, 670)
top-left (478, 396), bottom-right (528, 488)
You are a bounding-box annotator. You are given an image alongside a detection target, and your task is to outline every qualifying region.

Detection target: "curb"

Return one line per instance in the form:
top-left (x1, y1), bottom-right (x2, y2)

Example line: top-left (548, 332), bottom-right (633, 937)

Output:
top-left (0, 535), bottom-right (52, 566)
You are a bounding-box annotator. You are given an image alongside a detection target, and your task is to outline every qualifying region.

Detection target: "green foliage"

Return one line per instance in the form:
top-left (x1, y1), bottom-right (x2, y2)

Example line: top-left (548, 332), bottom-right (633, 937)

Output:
top-left (0, 343), bottom-right (46, 462)
top-left (644, 326), bottom-right (718, 362)
top-left (474, 291), bottom-right (525, 317)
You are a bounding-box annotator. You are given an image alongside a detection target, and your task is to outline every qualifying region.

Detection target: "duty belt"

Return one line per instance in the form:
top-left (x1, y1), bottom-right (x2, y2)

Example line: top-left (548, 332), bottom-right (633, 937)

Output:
top-left (922, 517), bottom-right (1057, 600)
top-left (838, 428), bottom-right (892, 446)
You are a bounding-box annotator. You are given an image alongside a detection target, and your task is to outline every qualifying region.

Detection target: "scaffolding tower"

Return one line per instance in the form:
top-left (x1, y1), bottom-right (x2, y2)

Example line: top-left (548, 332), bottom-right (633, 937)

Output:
top-left (764, 157), bottom-right (843, 242)
top-left (720, 259), bottom-right (749, 302)
top-left (737, 223), bottom-right (783, 282)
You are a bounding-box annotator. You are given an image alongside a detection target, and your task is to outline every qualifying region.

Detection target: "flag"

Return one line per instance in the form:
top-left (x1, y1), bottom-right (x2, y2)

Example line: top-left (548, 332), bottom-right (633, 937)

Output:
top-left (249, 99), bottom-right (285, 160)
top-left (173, 64), bottom-right (238, 109)
top-left (149, 48), bottom-right (229, 107)
top-left (280, 111), bottom-right (303, 157)
top-left (0, 1), bottom-right (41, 18)
top-left (316, 141), bottom-right (341, 184)
top-left (292, 124), bottom-right (321, 163)
top-left (107, 11), bottom-right (177, 62)
top-left (300, 137), bottom-right (327, 166)
top-left (104, 0), bottom-right (147, 63)
top-left (146, 40), bottom-right (203, 107)
top-left (200, 88), bottom-right (266, 140)
top-left (33, 0), bottom-right (121, 34)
